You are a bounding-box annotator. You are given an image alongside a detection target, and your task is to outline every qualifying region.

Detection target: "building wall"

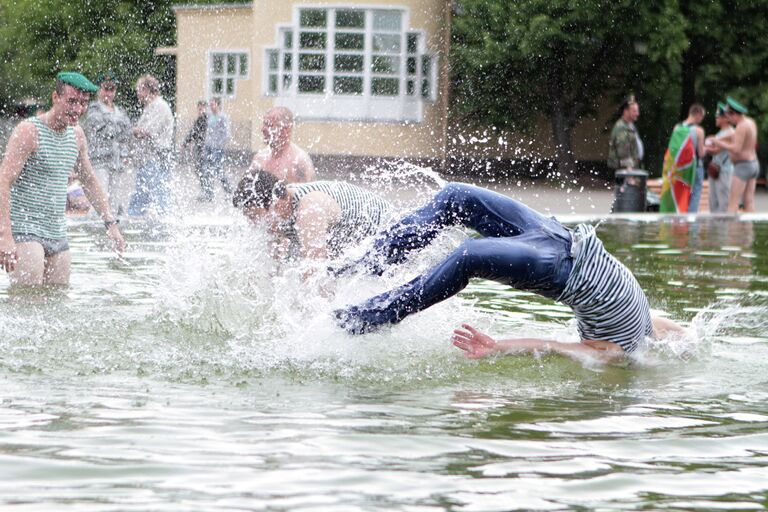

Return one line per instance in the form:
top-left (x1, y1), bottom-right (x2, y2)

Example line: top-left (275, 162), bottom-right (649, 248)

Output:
top-left (174, 1), bottom-right (450, 161)
top-left (174, 1), bottom-right (612, 170)
top-left (252, 0), bottom-right (450, 159)
top-left (175, 5), bottom-right (255, 150)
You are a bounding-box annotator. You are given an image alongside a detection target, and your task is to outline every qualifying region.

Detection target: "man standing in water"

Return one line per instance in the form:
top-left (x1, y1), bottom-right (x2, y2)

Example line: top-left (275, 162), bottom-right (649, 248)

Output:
top-left (712, 96), bottom-right (760, 213)
top-left (82, 70), bottom-right (132, 214)
top-left (249, 107), bottom-right (315, 184)
top-left (0, 72), bottom-right (125, 286)
top-left (334, 183), bottom-right (684, 363)
top-left (129, 74), bottom-right (174, 216)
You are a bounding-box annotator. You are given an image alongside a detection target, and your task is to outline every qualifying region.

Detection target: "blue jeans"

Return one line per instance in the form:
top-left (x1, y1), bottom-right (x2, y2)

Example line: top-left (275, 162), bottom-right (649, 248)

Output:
top-left (688, 164), bottom-right (704, 213)
top-left (128, 153), bottom-right (171, 216)
top-left (336, 183), bottom-right (574, 333)
top-left (199, 147), bottom-right (232, 201)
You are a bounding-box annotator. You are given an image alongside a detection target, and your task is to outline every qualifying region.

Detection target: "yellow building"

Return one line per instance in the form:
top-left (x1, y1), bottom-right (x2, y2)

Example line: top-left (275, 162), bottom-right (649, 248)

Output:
top-left (170, 1), bottom-right (611, 174)
top-left (172, 1), bottom-right (451, 168)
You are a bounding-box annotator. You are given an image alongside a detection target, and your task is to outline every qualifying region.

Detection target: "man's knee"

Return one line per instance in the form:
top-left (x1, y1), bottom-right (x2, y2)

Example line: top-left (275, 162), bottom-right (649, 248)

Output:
top-left (449, 239), bottom-right (491, 274)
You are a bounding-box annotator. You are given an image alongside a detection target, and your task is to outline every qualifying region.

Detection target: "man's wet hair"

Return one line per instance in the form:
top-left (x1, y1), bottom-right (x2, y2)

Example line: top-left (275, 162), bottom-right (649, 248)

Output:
top-left (232, 170), bottom-right (287, 209)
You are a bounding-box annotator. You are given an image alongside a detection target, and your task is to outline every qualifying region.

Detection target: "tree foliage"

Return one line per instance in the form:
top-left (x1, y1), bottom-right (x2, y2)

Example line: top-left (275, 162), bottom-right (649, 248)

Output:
top-left (0, 0), bottom-right (248, 113)
top-left (452, 0), bottom-right (768, 175)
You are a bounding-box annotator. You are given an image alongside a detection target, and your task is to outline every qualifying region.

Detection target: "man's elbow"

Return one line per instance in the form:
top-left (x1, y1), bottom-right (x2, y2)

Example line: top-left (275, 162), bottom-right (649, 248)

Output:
top-left (581, 339), bottom-right (628, 364)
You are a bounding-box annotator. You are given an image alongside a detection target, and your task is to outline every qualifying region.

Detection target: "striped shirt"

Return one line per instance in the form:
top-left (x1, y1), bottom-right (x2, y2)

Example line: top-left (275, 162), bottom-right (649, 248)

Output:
top-left (288, 181), bottom-right (392, 257)
top-left (10, 117), bottom-right (78, 240)
top-left (558, 224), bottom-right (652, 353)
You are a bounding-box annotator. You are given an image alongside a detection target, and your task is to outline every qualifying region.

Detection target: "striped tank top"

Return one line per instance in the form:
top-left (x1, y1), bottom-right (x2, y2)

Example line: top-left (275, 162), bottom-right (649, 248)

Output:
top-left (288, 181), bottom-right (392, 257)
top-left (558, 224), bottom-right (652, 353)
top-left (10, 117), bottom-right (78, 240)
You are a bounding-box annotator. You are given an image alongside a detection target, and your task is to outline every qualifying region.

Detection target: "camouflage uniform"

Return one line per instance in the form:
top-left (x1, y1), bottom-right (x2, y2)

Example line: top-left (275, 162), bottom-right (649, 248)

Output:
top-left (608, 119), bottom-right (640, 170)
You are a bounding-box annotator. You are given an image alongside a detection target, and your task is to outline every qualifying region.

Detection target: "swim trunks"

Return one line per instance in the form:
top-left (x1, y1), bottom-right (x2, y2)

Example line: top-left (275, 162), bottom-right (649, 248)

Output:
top-left (13, 234), bottom-right (70, 257)
top-left (733, 160), bottom-right (760, 181)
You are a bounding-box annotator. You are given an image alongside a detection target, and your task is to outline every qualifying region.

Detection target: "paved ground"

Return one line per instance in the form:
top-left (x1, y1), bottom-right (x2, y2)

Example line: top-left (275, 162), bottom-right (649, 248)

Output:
top-left (170, 164), bottom-right (622, 217)
top-left (110, 161), bottom-right (768, 219)
top-left (231, 165), bottom-right (767, 216)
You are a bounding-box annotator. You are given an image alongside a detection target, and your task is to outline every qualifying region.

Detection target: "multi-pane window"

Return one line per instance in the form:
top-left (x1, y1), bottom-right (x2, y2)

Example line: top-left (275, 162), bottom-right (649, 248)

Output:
top-left (264, 6), bottom-right (437, 114)
top-left (333, 9), bottom-right (365, 95)
top-left (210, 51), bottom-right (248, 97)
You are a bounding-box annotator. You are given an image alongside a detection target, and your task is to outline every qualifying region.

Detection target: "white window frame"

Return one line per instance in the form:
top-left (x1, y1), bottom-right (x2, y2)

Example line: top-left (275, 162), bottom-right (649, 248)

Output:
top-left (262, 5), bottom-right (438, 123)
top-left (208, 49), bottom-right (250, 99)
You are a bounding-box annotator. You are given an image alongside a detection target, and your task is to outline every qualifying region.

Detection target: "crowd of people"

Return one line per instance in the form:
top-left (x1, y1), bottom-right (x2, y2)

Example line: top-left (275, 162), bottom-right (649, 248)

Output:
top-left (608, 95), bottom-right (760, 214)
top-left (0, 71), bottom-right (317, 287)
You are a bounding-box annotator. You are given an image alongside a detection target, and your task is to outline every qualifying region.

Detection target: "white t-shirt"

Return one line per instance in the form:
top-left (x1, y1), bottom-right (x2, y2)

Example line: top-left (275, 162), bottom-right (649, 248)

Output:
top-left (137, 96), bottom-right (174, 150)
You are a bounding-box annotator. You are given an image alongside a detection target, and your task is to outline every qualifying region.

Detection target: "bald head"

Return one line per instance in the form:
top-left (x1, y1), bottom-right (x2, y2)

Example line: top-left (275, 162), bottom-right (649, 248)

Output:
top-left (265, 107), bottom-right (293, 126)
top-left (262, 107), bottom-right (295, 150)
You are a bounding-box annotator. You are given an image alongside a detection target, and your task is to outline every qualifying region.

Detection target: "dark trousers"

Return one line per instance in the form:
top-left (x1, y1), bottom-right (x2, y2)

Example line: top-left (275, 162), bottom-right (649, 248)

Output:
top-left (199, 147), bottom-right (232, 201)
top-left (337, 183), bottom-right (573, 332)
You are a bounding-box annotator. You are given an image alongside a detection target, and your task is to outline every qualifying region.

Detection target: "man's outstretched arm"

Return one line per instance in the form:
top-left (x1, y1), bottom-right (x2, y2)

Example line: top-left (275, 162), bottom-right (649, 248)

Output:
top-left (452, 324), bottom-right (627, 364)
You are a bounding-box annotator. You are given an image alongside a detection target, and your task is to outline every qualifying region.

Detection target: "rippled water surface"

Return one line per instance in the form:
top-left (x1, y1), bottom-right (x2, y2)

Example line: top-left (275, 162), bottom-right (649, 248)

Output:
top-left (2, 212), bottom-right (768, 511)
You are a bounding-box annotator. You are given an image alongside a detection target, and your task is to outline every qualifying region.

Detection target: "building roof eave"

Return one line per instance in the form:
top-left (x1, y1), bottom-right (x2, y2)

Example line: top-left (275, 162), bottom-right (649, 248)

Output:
top-left (172, 3), bottom-right (254, 14)
top-left (155, 47), bottom-right (178, 56)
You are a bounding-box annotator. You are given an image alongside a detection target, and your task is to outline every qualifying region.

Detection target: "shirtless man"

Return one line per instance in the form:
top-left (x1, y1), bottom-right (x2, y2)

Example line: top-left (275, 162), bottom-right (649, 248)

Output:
top-left (249, 107), bottom-right (315, 184)
top-left (713, 96), bottom-right (759, 213)
top-left (0, 72), bottom-right (125, 286)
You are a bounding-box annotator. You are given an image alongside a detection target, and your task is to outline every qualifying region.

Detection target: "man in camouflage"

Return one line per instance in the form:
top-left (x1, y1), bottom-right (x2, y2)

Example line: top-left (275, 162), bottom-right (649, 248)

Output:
top-left (608, 95), bottom-right (643, 170)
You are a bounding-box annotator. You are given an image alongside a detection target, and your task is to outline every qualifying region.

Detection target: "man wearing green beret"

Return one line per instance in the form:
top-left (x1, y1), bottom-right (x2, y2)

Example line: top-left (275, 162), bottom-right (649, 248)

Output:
top-left (0, 71), bottom-right (125, 286)
top-left (704, 102), bottom-right (735, 213)
top-left (712, 96), bottom-right (759, 213)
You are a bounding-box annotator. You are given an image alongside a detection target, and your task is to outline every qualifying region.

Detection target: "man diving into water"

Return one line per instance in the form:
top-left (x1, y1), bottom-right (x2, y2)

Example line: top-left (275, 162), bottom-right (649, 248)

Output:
top-left (334, 183), bottom-right (685, 364)
top-left (232, 170), bottom-right (392, 263)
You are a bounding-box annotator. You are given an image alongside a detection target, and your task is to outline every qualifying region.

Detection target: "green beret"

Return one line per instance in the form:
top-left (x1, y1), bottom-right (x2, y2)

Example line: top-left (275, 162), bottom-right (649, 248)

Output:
top-left (96, 70), bottom-right (119, 85)
top-left (726, 96), bottom-right (748, 114)
top-left (716, 101), bottom-right (727, 117)
top-left (56, 71), bottom-right (99, 93)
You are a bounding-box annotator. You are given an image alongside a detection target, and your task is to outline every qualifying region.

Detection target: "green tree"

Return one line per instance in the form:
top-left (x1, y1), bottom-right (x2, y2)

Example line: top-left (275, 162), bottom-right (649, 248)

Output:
top-left (0, 0), bottom-right (249, 113)
top-left (451, 0), bottom-right (688, 175)
top-left (681, 0), bottom-right (768, 144)
top-left (0, 0), bottom-right (177, 112)
top-left (624, 0), bottom-right (768, 175)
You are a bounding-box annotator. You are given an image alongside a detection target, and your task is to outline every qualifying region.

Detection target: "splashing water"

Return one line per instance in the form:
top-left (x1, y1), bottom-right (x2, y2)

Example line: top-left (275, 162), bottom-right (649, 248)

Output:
top-left (2, 210), bottom-right (768, 511)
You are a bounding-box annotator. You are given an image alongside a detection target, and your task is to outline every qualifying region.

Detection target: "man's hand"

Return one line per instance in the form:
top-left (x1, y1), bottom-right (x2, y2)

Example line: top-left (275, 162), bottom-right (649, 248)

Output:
top-left (452, 324), bottom-right (500, 359)
top-left (0, 237), bottom-right (18, 272)
top-left (107, 225), bottom-right (126, 253)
